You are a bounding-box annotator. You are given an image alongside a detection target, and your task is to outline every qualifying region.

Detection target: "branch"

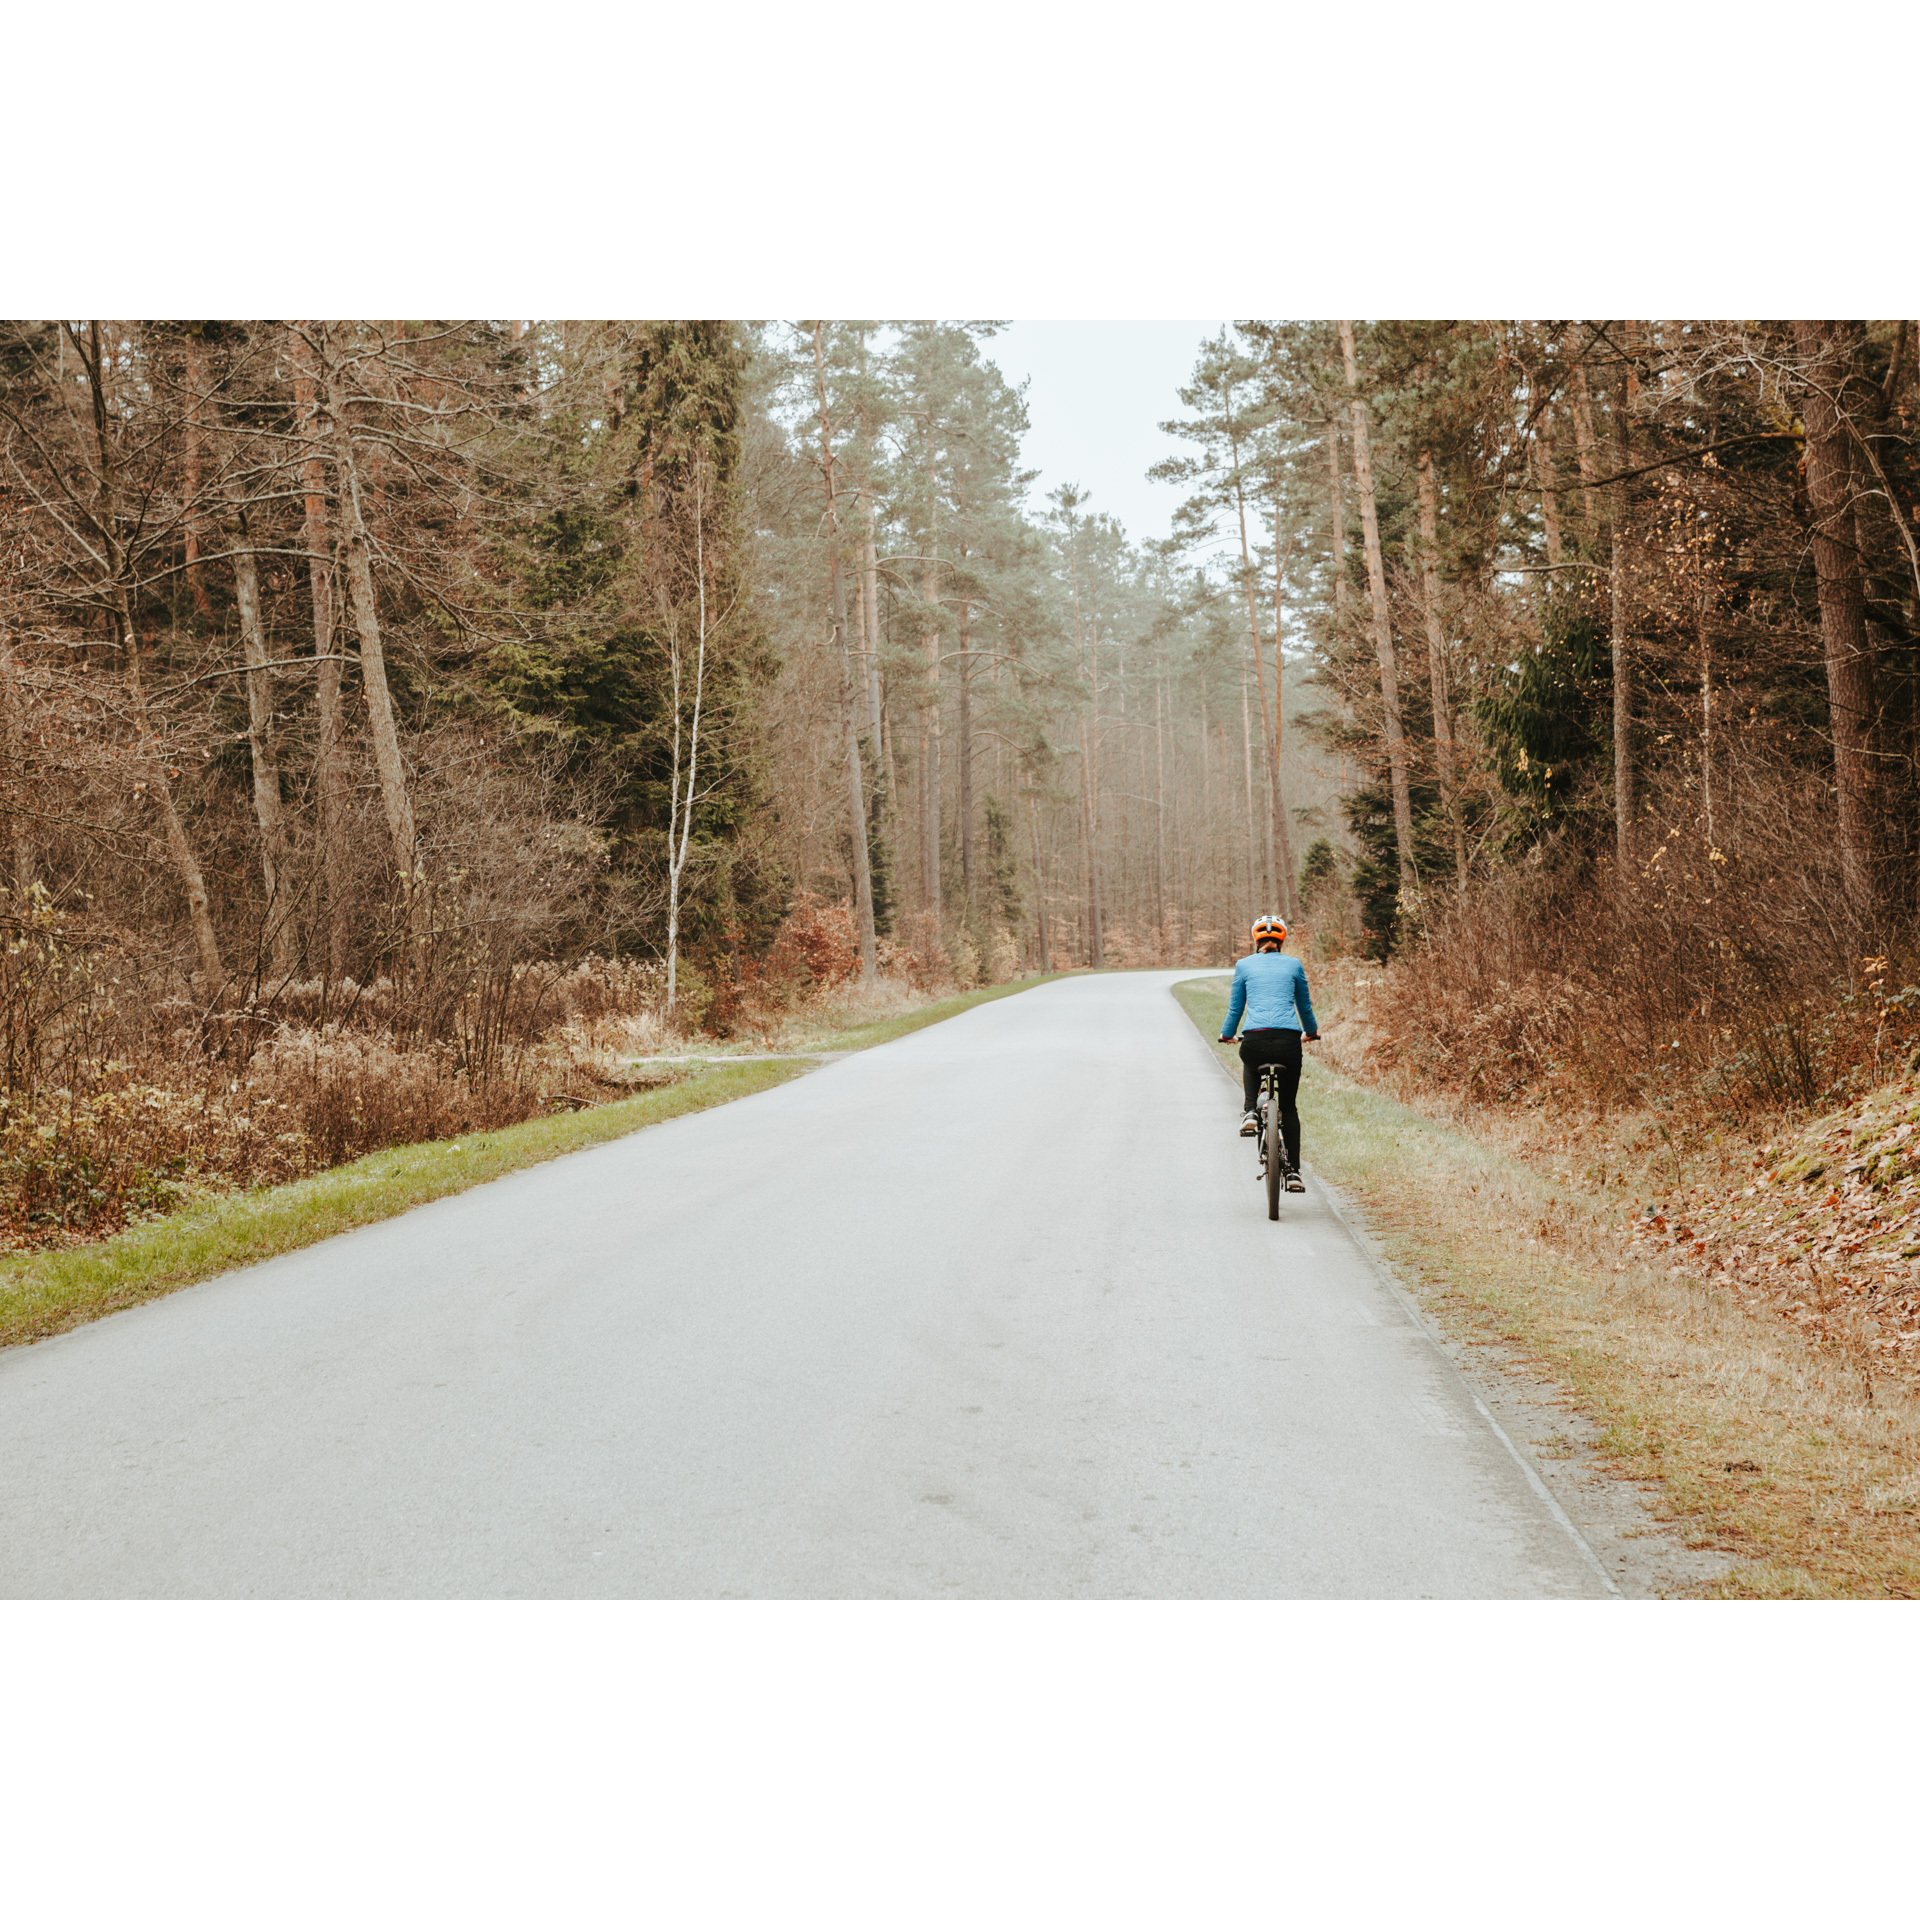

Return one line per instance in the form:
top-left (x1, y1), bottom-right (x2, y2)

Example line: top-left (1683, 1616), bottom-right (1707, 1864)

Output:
top-left (168, 653), bottom-right (354, 692)
top-left (1521, 432), bottom-right (1801, 496)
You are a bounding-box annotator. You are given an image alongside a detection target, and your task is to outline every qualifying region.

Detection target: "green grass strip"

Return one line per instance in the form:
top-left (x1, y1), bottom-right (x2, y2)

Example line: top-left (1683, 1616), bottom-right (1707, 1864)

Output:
top-left (797, 972), bottom-right (1066, 1052)
top-left (0, 973), bottom-right (1061, 1350)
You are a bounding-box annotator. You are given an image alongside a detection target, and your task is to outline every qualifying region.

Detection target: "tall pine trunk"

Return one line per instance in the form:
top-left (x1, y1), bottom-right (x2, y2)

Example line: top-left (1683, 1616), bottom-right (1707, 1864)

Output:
top-left (1325, 403), bottom-right (1349, 623)
top-left (957, 594), bottom-right (975, 912)
top-left (230, 524), bottom-right (297, 975)
top-left (1228, 447), bottom-right (1283, 912)
top-left (77, 325), bottom-right (225, 998)
top-left (1, 623), bottom-right (31, 901)
top-left (1794, 319), bottom-right (1882, 923)
top-left (1270, 500), bottom-right (1300, 922)
top-left (1240, 661), bottom-right (1257, 917)
top-left (1609, 338), bottom-right (1637, 882)
top-left (1340, 320), bottom-right (1416, 902)
top-left (1566, 326), bottom-right (1600, 539)
top-left (920, 520), bottom-right (943, 930)
top-left (863, 490), bottom-right (884, 742)
top-left (1535, 400), bottom-right (1564, 567)
top-left (1154, 671), bottom-right (1168, 950)
top-left (832, 553), bottom-right (877, 982)
top-left (1067, 526), bottom-right (1103, 967)
top-left (811, 325), bottom-right (877, 983)
top-left (1026, 790), bottom-right (1051, 971)
top-left (289, 326), bottom-right (351, 983)
top-left (180, 335), bottom-right (217, 624)
top-left (659, 490), bottom-right (713, 1020)
top-left (321, 329), bottom-right (417, 899)
top-left (1416, 450), bottom-right (1468, 889)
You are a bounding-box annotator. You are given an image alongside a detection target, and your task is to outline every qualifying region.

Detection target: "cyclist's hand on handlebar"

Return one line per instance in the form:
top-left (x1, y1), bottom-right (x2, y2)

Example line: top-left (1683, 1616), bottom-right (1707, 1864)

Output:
top-left (1217, 1035), bottom-right (1237, 1043)
top-left (1303, 1032), bottom-right (1321, 1044)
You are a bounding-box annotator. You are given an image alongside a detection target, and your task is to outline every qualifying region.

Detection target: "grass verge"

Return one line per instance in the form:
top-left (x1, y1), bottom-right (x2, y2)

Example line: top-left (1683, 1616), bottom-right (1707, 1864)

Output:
top-left (0, 974), bottom-right (1059, 1352)
top-left (1174, 975), bottom-right (1920, 1599)
top-left (774, 973), bottom-right (1069, 1052)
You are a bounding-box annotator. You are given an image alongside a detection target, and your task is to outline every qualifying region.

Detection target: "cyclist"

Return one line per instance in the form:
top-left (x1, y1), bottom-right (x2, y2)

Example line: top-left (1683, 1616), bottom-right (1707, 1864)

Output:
top-left (1218, 914), bottom-right (1318, 1191)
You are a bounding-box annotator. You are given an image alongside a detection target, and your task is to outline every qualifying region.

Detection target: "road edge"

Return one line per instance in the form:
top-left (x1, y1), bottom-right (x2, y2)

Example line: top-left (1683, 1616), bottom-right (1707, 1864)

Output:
top-left (1169, 971), bottom-right (1703, 1600)
top-left (1306, 1170), bottom-right (1623, 1597)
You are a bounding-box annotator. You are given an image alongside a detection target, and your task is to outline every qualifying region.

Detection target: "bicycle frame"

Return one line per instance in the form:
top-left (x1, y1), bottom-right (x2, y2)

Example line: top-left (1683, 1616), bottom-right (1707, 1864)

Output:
top-left (1255, 1063), bottom-right (1283, 1173)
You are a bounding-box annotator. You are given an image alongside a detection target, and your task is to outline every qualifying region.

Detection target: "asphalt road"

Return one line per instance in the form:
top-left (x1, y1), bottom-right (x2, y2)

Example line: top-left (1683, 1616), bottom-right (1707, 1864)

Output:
top-left (0, 972), bottom-right (1612, 1598)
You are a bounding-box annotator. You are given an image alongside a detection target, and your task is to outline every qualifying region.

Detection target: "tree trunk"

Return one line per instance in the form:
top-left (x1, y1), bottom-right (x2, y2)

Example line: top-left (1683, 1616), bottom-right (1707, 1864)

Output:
top-left (1325, 404), bottom-right (1349, 623)
top-left (77, 324), bottom-right (225, 998)
top-left (289, 326), bottom-right (351, 983)
top-left (1270, 501), bottom-right (1300, 922)
top-left (921, 523), bottom-right (942, 931)
top-left (1072, 554), bottom-right (1103, 968)
top-left (1240, 659), bottom-right (1258, 915)
top-left (1700, 591), bottom-right (1714, 850)
top-left (880, 666), bottom-right (899, 852)
top-left (1027, 790), bottom-right (1050, 972)
top-left (957, 595), bottom-right (975, 912)
top-left (1566, 327), bottom-right (1600, 539)
top-left (1794, 319), bottom-right (1882, 923)
top-left (1417, 449), bottom-right (1469, 890)
top-left (1535, 400), bottom-right (1565, 567)
top-left (136, 636), bottom-right (227, 998)
top-left (1340, 320), bottom-right (1417, 901)
top-left (811, 323), bottom-right (877, 984)
top-left (1609, 348), bottom-right (1637, 882)
top-left (660, 498), bottom-right (714, 1021)
top-left (1153, 671), bottom-right (1167, 951)
top-left (181, 335), bottom-right (217, 624)
top-left (1, 623), bottom-right (31, 901)
top-left (322, 334), bottom-right (417, 895)
top-left (1079, 713), bottom-right (1101, 965)
top-left (852, 494), bottom-right (893, 935)
top-left (1228, 447), bottom-right (1284, 912)
top-left (1199, 691), bottom-right (1213, 933)
top-left (863, 490), bottom-right (883, 742)
top-left (833, 557), bottom-right (877, 982)
top-left (230, 526), bottom-right (297, 975)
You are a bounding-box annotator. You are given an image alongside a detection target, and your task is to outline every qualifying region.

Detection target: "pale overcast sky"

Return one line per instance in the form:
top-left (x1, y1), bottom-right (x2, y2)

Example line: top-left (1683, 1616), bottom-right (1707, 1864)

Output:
top-left (982, 321), bottom-right (1227, 548)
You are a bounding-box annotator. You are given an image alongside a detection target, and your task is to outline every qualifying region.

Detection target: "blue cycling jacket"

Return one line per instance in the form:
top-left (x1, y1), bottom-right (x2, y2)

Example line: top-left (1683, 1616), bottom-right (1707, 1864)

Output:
top-left (1220, 950), bottom-right (1317, 1039)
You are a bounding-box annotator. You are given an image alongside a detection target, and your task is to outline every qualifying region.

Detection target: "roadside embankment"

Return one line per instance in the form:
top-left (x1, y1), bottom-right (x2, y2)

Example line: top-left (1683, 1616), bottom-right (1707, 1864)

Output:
top-left (0, 976), bottom-right (1058, 1352)
top-left (1175, 973), bottom-right (1920, 1598)
top-left (1631, 1084), bottom-right (1920, 1373)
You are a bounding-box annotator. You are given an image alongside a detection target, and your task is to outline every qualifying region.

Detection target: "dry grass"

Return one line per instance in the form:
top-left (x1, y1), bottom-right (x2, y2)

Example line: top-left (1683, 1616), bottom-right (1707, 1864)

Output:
top-left (1176, 973), bottom-right (1920, 1598)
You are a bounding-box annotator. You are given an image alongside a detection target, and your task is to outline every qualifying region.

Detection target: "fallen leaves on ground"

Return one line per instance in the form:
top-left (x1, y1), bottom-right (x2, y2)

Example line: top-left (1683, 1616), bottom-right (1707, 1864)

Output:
top-left (1637, 1084), bottom-right (1920, 1377)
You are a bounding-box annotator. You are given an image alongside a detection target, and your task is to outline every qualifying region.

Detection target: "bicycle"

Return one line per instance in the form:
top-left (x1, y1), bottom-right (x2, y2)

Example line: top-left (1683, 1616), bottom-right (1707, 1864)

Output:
top-left (1219, 1025), bottom-right (1316, 1219)
top-left (1254, 1060), bottom-right (1288, 1221)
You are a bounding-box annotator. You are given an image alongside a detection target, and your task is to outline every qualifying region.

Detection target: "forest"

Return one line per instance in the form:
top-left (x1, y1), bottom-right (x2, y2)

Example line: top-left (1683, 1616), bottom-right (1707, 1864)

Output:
top-left (1, 318), bottom-right (1914, 1244)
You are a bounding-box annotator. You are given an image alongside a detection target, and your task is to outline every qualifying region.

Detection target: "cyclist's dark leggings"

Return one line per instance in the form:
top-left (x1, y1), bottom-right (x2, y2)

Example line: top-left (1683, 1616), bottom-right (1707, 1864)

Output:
top-left (1239, 1028), bottom-right (1303, 1168)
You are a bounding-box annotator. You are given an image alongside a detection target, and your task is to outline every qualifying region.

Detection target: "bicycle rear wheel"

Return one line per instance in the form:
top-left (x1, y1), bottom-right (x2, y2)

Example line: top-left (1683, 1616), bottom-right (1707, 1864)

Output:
top-left (1265, 1082), bottom-right (1283, 1220)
